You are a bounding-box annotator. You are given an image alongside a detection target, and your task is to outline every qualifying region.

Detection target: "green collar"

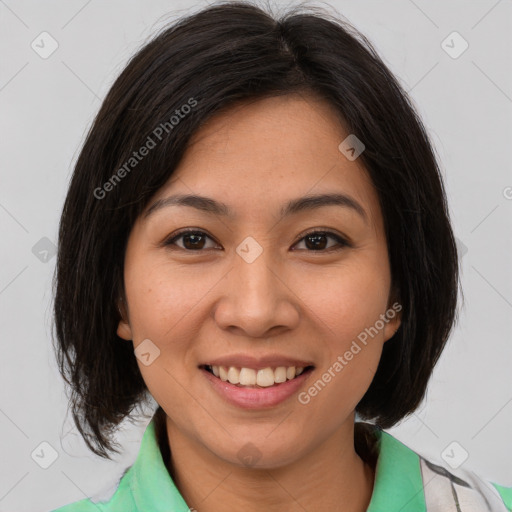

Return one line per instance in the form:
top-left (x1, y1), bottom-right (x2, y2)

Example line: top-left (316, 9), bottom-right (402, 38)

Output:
top-left (55, 414), bottom-right (512, 511)
top-left (366, 428), bottom-right (426, 511)
top-left (124, 417), bottom-right (427, 511)
top-left (120, 418), bottom-right (189, 512)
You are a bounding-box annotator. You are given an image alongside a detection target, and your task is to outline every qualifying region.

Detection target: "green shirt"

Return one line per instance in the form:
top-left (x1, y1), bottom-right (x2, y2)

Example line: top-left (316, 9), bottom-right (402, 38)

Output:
top-left (52, 413), bottom-right (512, 512)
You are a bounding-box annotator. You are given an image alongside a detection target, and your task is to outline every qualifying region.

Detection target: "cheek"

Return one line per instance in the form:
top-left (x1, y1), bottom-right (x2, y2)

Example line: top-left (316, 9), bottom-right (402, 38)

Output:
top-left (123, 261), bottom-right (203, 409)
top-left (300, 258), bottom-right (391, 341)
top-left (296, 257), bottom-right (390, 405)
top-left (124, 260), bottom-right (213, 343)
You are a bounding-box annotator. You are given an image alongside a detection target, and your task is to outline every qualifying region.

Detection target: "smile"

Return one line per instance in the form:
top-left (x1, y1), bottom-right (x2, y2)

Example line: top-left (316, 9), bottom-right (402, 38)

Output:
top-left (200, 363), bottom-right (315, 409)
top-left (203, 364), bottom-right (314, 387)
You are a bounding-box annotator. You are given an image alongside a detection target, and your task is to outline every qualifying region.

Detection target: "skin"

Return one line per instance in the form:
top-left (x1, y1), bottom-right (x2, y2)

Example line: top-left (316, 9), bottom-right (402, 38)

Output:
top-left (117, 93), bottom-right (401, 512)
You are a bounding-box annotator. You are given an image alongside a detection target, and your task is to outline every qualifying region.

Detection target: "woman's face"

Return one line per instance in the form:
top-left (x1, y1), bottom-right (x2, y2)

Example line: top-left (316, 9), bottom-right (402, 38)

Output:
top-left (118, 93), bottom-right (401, 468)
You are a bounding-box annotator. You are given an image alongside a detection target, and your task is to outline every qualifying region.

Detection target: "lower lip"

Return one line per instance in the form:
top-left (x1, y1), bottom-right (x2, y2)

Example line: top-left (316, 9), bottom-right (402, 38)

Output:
top-left (201, 368), bottom-right (313, 409)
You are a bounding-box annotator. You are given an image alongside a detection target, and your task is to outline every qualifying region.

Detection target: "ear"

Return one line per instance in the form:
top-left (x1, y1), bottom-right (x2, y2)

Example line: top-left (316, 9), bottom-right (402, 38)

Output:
top-left (382, 293), bottom-right (402, 343)
top-left (116, 297), bottom-right (133, 341)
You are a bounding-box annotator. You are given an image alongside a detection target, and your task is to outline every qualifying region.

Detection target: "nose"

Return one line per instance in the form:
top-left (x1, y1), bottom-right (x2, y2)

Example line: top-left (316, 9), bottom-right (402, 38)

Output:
top-left (212, 246), bottom-right (300, 339)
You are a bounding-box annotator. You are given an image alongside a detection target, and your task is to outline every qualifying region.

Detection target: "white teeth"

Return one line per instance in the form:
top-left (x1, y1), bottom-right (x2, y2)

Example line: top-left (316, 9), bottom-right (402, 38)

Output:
top-left (227, 366), bottom-right (240, 384)
top-left (209, 365), bottom-right (307, 387)
top-left (256, 367), bottom-right (275, 387)
top-left (274, 366), bottom-right (287, 383)
top-left (239, 368), bottom-right (256, 385)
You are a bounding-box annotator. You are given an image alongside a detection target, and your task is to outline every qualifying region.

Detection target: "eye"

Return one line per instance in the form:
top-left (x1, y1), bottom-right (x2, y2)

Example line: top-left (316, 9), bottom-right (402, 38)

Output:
top-left (164, 228), bottom-right (350, 252)
top-left (292, 230), bottom-right (350, 252)
top-left (164, 229), bottom-right (219, 251)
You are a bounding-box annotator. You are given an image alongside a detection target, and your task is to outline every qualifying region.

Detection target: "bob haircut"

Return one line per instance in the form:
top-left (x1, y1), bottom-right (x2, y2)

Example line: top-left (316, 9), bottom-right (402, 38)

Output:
top-left (53, 0), bottom-right (459, 459)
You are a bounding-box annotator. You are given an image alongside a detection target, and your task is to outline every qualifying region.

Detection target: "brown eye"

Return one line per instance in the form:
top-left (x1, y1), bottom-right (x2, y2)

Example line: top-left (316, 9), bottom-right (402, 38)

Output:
top-left (165, 230), bottom-right (218, 251)
top-left (292, 231), bottom-right (349, 252)
top-left (164, 228), bottom-right (350, 252)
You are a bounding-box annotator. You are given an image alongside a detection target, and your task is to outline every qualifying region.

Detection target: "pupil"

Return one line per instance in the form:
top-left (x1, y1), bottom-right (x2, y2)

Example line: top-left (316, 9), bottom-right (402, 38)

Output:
top-left (306, 233), bottom-right (327, 250)
top-left (184, 233), bottom-right (204, 250)
top-left (182, 233), bottom-right (328, 250)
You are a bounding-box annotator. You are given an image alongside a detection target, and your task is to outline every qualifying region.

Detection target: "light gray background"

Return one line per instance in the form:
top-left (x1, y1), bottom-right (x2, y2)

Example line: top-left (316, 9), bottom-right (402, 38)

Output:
top-left (0, 0), bottom-right (511, 511)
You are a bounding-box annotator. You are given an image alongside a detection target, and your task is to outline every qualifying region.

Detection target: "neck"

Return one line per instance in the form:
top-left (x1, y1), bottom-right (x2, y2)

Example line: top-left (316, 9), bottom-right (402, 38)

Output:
top-left (159, 412), bottom-right (376, 512)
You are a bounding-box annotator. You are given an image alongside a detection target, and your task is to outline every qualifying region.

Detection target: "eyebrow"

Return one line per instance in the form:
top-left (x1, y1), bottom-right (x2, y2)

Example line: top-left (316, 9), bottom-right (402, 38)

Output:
top-left (144, 192), bottom-right (368, 223)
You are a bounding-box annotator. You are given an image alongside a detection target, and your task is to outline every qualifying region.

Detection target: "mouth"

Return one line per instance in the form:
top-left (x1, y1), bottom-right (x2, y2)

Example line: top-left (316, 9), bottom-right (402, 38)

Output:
top-left (200, 364), bottom-right (315, 388)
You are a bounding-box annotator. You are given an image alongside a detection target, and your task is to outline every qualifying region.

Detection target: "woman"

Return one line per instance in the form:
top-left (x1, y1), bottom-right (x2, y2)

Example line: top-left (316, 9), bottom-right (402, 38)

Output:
top-left (51, 2), bottom-right (512, 511)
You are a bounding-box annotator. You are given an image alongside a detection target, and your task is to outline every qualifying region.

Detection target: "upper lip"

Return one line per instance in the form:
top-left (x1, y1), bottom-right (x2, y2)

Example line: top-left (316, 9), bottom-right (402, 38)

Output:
top-left (201, 354), bottom-right (314, 370)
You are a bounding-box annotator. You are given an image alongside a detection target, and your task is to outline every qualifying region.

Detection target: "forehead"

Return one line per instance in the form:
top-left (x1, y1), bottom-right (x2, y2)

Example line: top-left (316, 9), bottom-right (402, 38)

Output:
top-left (149, 94), bottom-right (380, 224)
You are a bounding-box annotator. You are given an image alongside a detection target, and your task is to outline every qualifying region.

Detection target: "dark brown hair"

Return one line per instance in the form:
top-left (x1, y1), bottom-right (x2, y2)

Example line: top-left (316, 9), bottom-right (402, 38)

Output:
top-left (53, 0), bottom-right (459, 458)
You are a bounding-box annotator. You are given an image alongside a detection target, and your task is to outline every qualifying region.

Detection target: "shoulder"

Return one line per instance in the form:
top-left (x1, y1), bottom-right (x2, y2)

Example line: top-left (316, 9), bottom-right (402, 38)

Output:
top-left (418, 456), bottom-right (512, 511)
top-left (358, 422), bottom-right (512, 511)
top-left (50, 409), bottom-right (188, 512)
top-left (50, 466), bottom-right (136, 512)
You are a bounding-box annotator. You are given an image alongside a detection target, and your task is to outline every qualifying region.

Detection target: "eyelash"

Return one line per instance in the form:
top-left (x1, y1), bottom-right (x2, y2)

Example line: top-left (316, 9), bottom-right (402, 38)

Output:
top-left (163, 228), bottom-right (351, 253)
